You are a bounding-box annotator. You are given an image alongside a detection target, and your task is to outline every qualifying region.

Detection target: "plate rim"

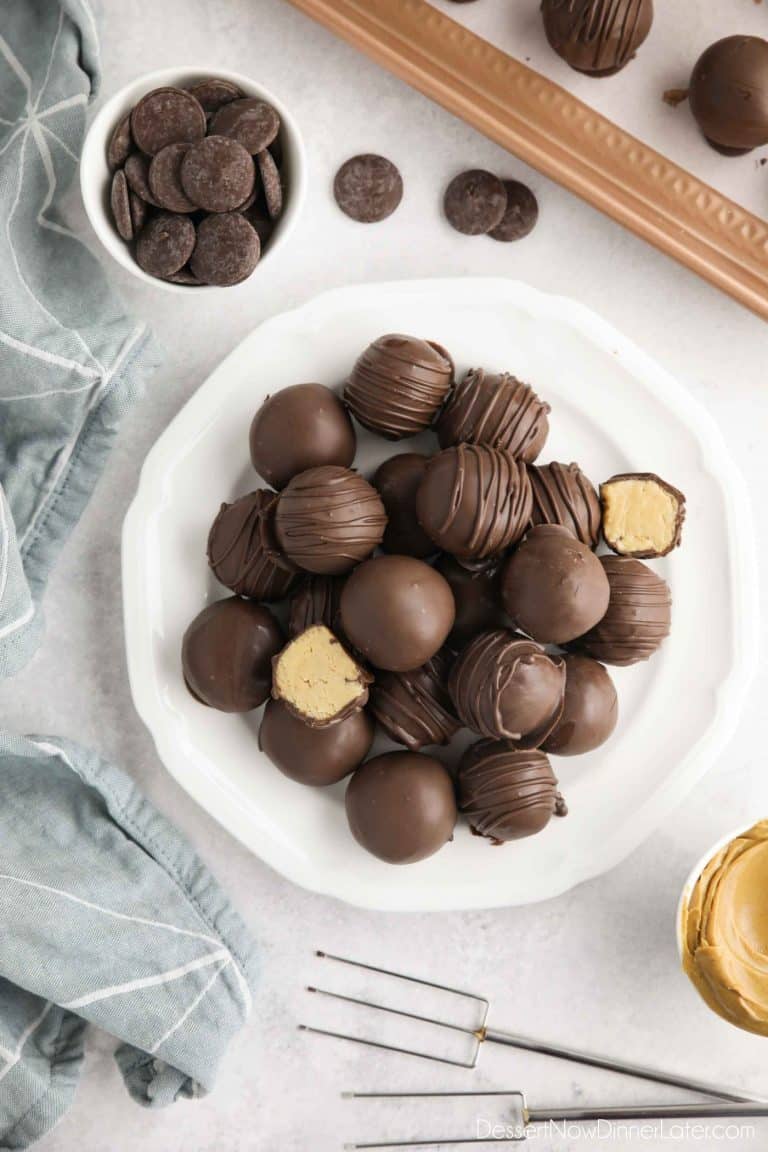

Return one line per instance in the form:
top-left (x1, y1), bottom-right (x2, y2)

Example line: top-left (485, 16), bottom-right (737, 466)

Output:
top-left (122, 277), bottom-right (759, 911)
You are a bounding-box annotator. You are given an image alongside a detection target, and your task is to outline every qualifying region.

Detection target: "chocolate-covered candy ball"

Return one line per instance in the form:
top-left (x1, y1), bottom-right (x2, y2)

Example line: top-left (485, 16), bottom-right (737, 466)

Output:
top-left (573, 555), bottom-right (671, 665)
top-left (690, 36), bottom-right (768, 154)
top-left (449, 629), bottom-right (565, 746)
top-left (182, 597), bottom-right (282, 712)
top-left (541, 0), bottom-right (653, 78)
top-left (542, 654), bottom-right (618, 756)
top-left (373, 453), bottom-right (435, 558)
top-left (528, 461), bottom-right (601, 548)
top-left (458, 741), bottom-right (566, 843)
top-left (436, 368), bottom-right (549, 462)
top-left (249, 383), bottom-right (356, 489)
top-left (370, 649), bottom-right (461, 751)
top-left (341, 555), bottom-right (455, 672)
top-left (288, 575), bottom-right (346, 637)
top-left (207, 489), bottom-right (300, 601)
top-left (416, 444), bottom-right (532, 562)
top-left (345, 751), bottom-right (457, 863)
top-left (501, 525), bottom-right (610, 645)
top-left (345, 334), bottom-right (453, 439)
top-left (260, 698), bottom-right (374, 785)
top-left (275, 466), bottom-right (386, 575)
top-left (435, 554), bottom-right (507, 647)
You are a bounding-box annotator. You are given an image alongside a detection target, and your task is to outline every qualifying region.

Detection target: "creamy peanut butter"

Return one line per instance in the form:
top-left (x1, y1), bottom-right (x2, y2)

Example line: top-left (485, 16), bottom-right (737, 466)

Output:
top-left (681, 821), bottom-right (768, 1036)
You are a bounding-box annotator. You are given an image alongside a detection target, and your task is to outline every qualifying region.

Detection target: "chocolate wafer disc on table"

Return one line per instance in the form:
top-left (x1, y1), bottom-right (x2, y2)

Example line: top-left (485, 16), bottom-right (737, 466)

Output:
top-left (136, 212), bottom-right (196, 278)
top-left (149, 143), bottom-right (198, 213)
top-left (187, 78), bottom-right (243, 119)
top-left (334, 154), bottom-right (403, 223)
top-left (110, 169), bottom-right (133, 240)
top-left (181, 136), bottom-right (255, 213)
top-left (210, 97), bottom-right (281, 154)
top-left (190, 212), bottom-right (260, 285)
top-left (444, 169), bottom-right (507, 235)
top-left (257, 149), bottom-right (283, 220)
top-left (130, 86), bottom-right (206, 155)
top-left (489, 180), bottom-right (539, 242)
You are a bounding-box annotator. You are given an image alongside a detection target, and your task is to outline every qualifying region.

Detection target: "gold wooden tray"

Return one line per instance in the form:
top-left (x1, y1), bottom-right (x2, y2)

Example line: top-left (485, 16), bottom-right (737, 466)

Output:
top-left (286, 0), bottom-right (768, 322)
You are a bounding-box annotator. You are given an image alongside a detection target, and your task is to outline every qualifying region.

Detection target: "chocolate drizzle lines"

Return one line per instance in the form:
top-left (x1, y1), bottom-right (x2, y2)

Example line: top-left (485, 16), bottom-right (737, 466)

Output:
top-left (529, 461), bottom-right (601, 547)
top-left (370, 649), bottom-right (461, 750)
top-left (437, 368), bottom-right (550, 463)
top-left (207, 489), bottom-right (300, 600)
top-left (458, 741), bottom-right (566, 843)
top-left (345, 333), bottom-right (453, 439)
top-left (275, 465), bottom-right (387, 574)
top-left (574, 555), bottom-right (671, 665)
top-left (543, 0), bottom-right (651, 74)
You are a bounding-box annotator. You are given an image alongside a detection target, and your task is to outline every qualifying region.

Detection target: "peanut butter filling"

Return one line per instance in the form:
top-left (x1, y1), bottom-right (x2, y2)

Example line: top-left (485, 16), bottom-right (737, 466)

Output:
top-left (681, 821), bottom-right (768, 1036)
top-left (272, 624), bottom-right (369, 725)
top-left (602, 477), bottom-right (678, 555)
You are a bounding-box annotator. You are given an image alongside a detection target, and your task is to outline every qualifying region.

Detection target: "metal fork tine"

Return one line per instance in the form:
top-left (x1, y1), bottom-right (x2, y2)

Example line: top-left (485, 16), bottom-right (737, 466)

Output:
top-left (298, 1024), bottom-right (479, 1068)
top-left (307, 986), bottom-right (482, 1038)
top-left (345, 1140), bottom-right (524, 1148)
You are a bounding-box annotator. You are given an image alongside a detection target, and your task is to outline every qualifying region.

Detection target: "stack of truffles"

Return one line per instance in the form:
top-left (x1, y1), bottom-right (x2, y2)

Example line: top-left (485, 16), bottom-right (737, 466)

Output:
top-left (182, 333), bottom-right (684, 866)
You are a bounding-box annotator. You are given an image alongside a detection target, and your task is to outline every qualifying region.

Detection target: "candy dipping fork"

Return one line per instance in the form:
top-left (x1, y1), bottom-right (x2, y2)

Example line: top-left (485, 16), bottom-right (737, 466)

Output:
top-left (300, 952), bottom-right (765, 1105)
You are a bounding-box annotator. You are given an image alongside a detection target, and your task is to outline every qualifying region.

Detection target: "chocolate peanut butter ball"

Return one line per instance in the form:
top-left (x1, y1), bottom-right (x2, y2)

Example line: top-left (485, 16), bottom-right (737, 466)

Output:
top-left (542, 654), bottom-right (618, 756)
top-left (689, 37), bottom-right (768, 154)
top-left (436, 369), bottom-right (550, 463)
top-left (600, 472), bottom-right (685, 558)
top-left (458, 741), bottom-right (566, 843)
top-left (345, 334), bottom-right (453, 439)
top-left (341, 555), bottom-right (455, 672)
top-left (182, 597), bottom-right (282, 712)
top-left (271, 624), bottom-right (371, 725)
top-left (573, 555), bottom-right (671, 665)
top-left (207, 489), bottom-right (300, 601)
top-left (275, 466), bottom-right (386, 575)
top-left (501, 524), bottom-right (610, 645)
top-left (260, 698), bottom-right (374, 785)
top-left (541, 0), bottom-right (653, 78)
top-left (416, 444), bottom-right (532, 562)
top-left (288, 575), bottom-right (346, 638)
top-left (449, 629), bottom-right (565, 746)
top-left (529, 461), bottom-right (601, 548)
top-left (345, 752), bottom-right (457, 864)
top-left (435, 555), bottom-right (507, 646)
top-left (373, 453), bottom-right (435, 558)
top-left (250, 383), bottom-right (356, 490)
top-left (370, 649), bottom-right (461, 751)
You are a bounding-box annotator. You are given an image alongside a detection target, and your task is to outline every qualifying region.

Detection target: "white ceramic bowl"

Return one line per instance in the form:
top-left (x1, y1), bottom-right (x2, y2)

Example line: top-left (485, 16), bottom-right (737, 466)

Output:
top-left (80, 66), bottom-right (306, 293)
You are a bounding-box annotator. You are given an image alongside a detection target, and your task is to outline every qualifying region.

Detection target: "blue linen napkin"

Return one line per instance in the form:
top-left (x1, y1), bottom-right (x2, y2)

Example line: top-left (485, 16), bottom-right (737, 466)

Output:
top-left (0, 3), bottom-right (259, 1146)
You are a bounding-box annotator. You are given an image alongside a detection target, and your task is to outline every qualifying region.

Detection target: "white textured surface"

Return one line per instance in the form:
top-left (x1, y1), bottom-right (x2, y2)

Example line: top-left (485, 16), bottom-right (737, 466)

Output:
top-left (0, 0), bottom-right (767, 1147)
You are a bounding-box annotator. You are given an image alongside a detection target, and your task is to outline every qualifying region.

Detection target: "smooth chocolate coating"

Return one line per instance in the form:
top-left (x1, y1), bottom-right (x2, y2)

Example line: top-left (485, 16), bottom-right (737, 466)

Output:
top-left (458, 740), bottom-right (566, 843)
top-left (541, 0), bottom-right (653, 77)
top-left (436, 368), bottom-right (550, 462)
top-left (416, 444), bottom-right (532, 561)
top-left (528, 461), bottom-right (601, 547)
top-left (341, 555), bottom-right (455, 672)
top-left (288, 575), bottom-right (346, 638)
top-left (260, 698), bottom-right (374, 785)
top-left (542, 653), bottom-right (618, 755)
top-left (435, 554), bottom-right (507, 646)
top-left (449, 629), bottom-right (565, 745)
top-left (572, 555), bottom-right (671, 665)
top-left (345, 751), bottom-right (457, 863)
top-left (275, 466), bottom-right (386, 575)
top-left (207, 489), bottom-right (300, 601)
top-left (373, 453), bottom-right (435, 558)
top-left (250, 383), bottom-right (356, 490)
top-left (345, 334), bottom-right (453, 439)
top-left (501, 524), bottom-right (610, 645)
top-left (690, 37), bottom-right (768, 153)
top-left (370, 649), bottom-right (461, 751)
top-left (182, 597), bottom-right (282, 712)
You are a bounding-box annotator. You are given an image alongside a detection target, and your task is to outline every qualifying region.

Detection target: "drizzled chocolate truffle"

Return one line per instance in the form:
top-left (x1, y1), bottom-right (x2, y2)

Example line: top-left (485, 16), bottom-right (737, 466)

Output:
top-left (542, 654), bottom-right (618, 756)
top-left (370, 650), bottom-right (461, 751)
top-left (345, 334), bottom-right (453, 439)
top-left (574, 555), bottom-right (671, 665)
top-left (182, 597), bottom-right (283, 712)
top-left (541, 0), bottom-right (653, 77)
top-left (501, 524), bottom-right (610, 645)
top-left (689, 37), bottom-right (768, 154)
top-left (529, 461), bottom-right (601, 548)
top-left (449, 629), bottom-right (565, 746)
top-left (435, 554), bottom-right (507, 647)
top-left (458, 741), bottom-right (567, 843)
top-left (416, 444), bottom-right (532, 562)
top-left (249, 383), bottom-right (356, 490)
top-left (373, 453), bottom-right (435, 558)
top-left (436, 369), bottom-right (550, 463)
top-left (260, 698), bottom-right (374, 785)
top-left (346, 752), bottom-right (457, 863)
top-left (341, 555), bottom-right (455, 672)
top-left (288, 575), bottom-right (346, 638)
top-left (207, 489), bottom-right (300, 601)
top-left (275, 466), bottom-right (386, 575)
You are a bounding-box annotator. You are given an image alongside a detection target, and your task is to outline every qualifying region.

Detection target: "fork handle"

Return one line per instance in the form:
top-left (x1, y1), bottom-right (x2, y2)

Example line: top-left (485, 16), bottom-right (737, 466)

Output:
top-left (483, 1027), bottom-right (766, 1105)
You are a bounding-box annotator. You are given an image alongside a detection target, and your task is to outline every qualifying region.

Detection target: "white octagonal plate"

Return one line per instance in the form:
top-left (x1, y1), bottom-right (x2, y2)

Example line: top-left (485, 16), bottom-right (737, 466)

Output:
top-left (122, 279), bottom-right (758, 911)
